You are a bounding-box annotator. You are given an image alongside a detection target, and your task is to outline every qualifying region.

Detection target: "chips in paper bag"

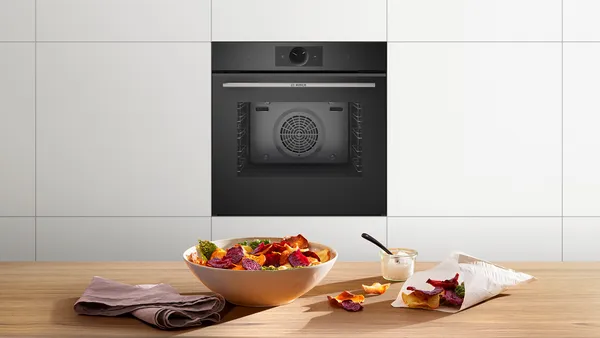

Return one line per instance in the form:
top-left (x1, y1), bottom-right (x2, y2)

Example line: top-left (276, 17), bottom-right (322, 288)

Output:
top-left (391, 252), bottom-right (536, 313)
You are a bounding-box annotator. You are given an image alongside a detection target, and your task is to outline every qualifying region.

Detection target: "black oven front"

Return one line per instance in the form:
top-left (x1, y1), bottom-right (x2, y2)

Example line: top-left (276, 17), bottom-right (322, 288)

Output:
top-left (212, 42), bottom-right (387, 216)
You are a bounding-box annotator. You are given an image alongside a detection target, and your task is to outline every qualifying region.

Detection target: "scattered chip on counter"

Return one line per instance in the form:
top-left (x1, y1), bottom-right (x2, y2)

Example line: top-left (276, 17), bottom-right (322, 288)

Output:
top-left (327, 291), bottom-right (365, 305)
top-left (362, 282), bottom-right (391, 295)
top-left (340, 300), bottom-right (363, 312)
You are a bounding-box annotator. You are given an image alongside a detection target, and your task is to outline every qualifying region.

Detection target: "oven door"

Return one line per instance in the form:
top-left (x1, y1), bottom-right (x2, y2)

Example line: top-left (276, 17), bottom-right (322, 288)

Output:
top-left (212, 73), bottom-right (386, 216)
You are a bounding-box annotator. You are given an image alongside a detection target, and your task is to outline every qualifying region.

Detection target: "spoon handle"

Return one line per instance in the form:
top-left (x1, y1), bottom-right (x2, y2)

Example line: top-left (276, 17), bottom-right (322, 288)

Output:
top-left (361, 233), bottom-right (393, 255)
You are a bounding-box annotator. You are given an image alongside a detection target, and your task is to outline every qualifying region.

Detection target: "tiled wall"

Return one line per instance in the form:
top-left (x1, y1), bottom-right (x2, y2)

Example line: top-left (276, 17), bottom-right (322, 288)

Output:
top-left (0, 0), bottom-right (598, 262)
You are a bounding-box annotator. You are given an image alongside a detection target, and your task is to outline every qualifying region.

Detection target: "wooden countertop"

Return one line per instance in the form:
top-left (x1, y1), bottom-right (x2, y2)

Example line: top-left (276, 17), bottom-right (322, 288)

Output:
top-left (0, 262), bottom-right (597, 338)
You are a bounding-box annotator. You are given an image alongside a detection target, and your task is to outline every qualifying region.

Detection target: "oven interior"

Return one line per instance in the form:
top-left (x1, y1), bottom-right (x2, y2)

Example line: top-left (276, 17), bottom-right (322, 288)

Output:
top-left (236, 101), bottom-right (363, 177)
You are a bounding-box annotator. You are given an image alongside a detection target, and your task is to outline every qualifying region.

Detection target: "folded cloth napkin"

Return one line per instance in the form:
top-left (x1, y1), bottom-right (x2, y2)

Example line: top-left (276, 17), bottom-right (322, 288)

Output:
top-left (74, 276), bottom-right (226, 330)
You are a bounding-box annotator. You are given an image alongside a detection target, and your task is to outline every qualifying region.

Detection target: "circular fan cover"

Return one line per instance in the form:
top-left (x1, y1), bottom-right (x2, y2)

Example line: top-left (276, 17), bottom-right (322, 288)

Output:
top-left (279, 115), bottom-right (319, 155)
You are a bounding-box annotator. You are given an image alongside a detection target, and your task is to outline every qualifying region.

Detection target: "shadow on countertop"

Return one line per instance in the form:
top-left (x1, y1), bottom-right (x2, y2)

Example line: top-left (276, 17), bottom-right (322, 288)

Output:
top-left (51, 296), bottom-right (270, 338)
top-left (303, 276), bottom-right (402, 297)
top-left (300, 297), bottom-right (451, 333)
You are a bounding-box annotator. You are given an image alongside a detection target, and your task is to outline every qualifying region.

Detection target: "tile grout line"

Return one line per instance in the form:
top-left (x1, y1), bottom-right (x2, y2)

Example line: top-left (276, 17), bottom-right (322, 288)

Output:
top-left (33, 216), bottom-right (214, 218)
top-left (5, 215), bottom-right (596, 218)
top-left (561, 0), bottom-right (564, 262)
top-left (34, 0), bottom-right (37, 262)
top-left (386, 0), bottom-right (388, 42)
top-left (14, 216), bottom-right (599, 218)
top-left (385, 216), bottom-right (389, 247)
top-left (390, 41), bottom-right (564, 43)
top-left (3, 41), bottom-right (600, 44)
top-left (32, 41), bottom-right (211, 43)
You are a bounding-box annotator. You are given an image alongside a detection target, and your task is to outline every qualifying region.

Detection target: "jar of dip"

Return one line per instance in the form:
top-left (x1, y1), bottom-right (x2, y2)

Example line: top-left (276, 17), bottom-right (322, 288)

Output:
top-left (380, 248), bottom-right (418, 282)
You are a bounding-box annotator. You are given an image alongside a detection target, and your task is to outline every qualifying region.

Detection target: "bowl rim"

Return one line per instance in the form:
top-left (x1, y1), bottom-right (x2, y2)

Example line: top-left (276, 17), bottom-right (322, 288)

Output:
top-left (183, 237), bottom-right (338, 272)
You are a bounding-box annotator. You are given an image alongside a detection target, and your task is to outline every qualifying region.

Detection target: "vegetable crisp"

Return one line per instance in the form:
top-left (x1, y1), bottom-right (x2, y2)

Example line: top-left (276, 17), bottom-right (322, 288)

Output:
top-left (402, 273), bottom-right (466, 310)
top-left (187, 234), bottom-right (332, 271)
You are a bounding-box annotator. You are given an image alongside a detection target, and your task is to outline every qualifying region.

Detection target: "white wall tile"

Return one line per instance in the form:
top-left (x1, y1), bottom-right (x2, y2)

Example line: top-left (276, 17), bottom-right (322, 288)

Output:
top-left (0, 0), bottom-right (34, 41)
top-left (388, 43), bottom-right (562, 217)
top-left (36, 217), bottom-right (210, 261)
top-left (563, 218), bottom-right (600, 261)
top-left (0, 43), bottom-right (35, 216)
top-left (388, 217), bottom-right (561, 261)
top-left (37, 0), bottom-right (210, 41)
top-left (564, 0), bottom-right (600, 41)
top-left (564, 43), bottom-right (600, 216)
top-left (212, 217), bottom-right (386, 262)
top-left (0, 218), bottom-right (35, 261)
top-left (36, 43), bottom-right (211, 216)
top-left (212, 0), bottom-right (386, 41)
top-left (388, 0), bottom-right (561, 42)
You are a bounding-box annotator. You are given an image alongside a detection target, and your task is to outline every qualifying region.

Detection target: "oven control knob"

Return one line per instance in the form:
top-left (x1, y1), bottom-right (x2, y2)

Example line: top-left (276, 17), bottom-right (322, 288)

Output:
top-left (289, 47), bottom-right (308, 65)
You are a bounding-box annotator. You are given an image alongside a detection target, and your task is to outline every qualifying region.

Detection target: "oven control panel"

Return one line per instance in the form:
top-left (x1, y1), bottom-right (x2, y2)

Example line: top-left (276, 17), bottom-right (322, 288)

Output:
top-left (275, 46), bottom-right (323, 67)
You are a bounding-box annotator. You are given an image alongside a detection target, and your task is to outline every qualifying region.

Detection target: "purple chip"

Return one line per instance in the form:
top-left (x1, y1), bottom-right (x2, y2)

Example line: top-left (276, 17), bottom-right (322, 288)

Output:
top-left (341, 300), bottom-right (363, 312)
top-left (207, 257), bottom-right (234, 269)
top-left (224, 246), bottom-right (245, 264)
top-left (241, 257), bottom-right (261, 271)
top-left (442, 289), bottom-right (464, 306)
top-left (288, 250), bottom-right (310, 267)
top-left (251, 242), bottom-right (267, 255)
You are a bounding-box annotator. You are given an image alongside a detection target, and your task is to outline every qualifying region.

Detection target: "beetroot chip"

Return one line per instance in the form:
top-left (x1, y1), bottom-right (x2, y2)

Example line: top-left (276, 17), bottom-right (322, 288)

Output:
top-left (264, 243), bottom-right (286, 254)
top-left (302, 250), bottom-right (320, 261)
top-left (442, 289), bottom-right (464, 306)
top-left (282, 234), bottom-right (309, 249)
top-left (426, 273), bottom-right (459, 289)
top-left (207, 257), bottom-right (234, 269)
top-left (241, 257), bottom-right (261, 271)
top-left (251, 242), bottom-right (268, 255)
top-left (288, 250), bottom-right (310, 267)
top-left (406, 286), bottom-right (444, 300)
top-left (340, 300), bottom-right (363, 312)
top-left (224, 246), bottom-right (244, 264)
top-left (264, 252), bottom-right (281, 267)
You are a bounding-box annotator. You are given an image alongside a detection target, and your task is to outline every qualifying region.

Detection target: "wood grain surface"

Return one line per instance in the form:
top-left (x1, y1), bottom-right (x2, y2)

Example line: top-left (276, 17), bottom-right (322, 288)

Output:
top-left (0, 262), bottom-right (597, 337)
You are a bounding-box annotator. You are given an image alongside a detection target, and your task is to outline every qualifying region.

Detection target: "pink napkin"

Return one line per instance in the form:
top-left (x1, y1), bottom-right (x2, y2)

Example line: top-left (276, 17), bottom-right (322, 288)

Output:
top-left (74, 276), bottom-right (226, 330)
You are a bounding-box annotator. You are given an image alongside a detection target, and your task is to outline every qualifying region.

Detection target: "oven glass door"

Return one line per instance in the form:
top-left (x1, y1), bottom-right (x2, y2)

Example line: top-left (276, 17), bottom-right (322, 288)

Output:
top-left (212, 73), bottom-right (386, 216)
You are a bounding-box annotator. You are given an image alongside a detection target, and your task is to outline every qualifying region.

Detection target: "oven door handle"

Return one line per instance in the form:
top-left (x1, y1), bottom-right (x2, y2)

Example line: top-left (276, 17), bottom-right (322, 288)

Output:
top-left (222, 82), bottom-right (376, 88)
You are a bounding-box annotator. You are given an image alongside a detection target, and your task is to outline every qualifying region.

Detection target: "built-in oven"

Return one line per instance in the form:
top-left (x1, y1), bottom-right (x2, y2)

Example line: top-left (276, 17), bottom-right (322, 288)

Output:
top-left (212, 42), bottom-right (387, 216)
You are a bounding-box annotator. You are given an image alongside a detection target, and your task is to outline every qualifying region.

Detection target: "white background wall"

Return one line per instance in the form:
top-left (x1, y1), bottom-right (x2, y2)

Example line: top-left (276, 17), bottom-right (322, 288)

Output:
top-left (0, 0), bottom-right (598, 262)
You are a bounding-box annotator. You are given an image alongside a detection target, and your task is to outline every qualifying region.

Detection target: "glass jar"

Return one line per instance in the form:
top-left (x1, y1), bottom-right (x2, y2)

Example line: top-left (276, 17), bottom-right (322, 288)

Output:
top-left (380, 248), bottom-right (418, 282)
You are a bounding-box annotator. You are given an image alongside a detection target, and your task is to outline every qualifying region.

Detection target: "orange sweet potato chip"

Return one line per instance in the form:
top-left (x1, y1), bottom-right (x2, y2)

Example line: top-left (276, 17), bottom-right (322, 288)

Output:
top-left (210, 248), bottom-right (227, 260)
top-left (315, 249), bottom-right (331, 263)
top-left (327, 291), bottom-right (365, 307)
top-left (401, 291), bottom-right (441, 309)
top-left (279, 249), bottom-right (293, 265)
top-left (282, 234), bottom-right (309, 249)
top-left (247, 254), bottom-right (266, 266)
top-left (187, 252), bottom-right (207, 265)
top-left (307, 257), bottom-right (319, 265)
top-left (362, 282), bottom-right (391, 295)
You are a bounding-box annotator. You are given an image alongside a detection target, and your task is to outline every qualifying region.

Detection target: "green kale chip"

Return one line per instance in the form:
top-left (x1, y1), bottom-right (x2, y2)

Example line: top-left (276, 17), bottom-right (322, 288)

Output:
top-left (239, 239), bottom-right (271, 250)
top-left (455, 282), bottom-right (465, 298)
top-left (197, 240), bottom-right (217, 259)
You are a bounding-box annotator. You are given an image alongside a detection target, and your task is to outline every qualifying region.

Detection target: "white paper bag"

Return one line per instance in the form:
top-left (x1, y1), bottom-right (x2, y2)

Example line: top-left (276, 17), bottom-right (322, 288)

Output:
top-left (391, 252), bottom-right (536, 313)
